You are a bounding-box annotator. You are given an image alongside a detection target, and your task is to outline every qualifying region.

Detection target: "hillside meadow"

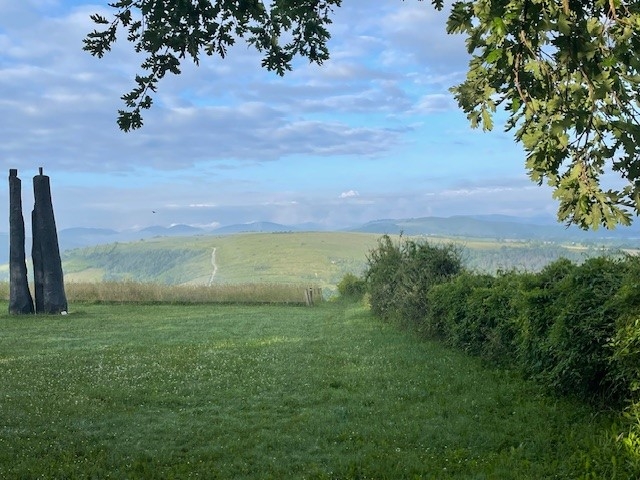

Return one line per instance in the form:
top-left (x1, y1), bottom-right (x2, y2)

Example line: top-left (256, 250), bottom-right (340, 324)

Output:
top-left (54, 231), bottom-right (625, 295)
top-left (61, 232), bottom-right (381, 293)
top-left (0, 300), bottom-right (636, 478)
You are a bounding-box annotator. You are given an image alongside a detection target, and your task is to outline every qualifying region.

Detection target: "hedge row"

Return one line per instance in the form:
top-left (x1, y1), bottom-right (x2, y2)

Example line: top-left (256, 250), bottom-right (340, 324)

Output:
top-left (363, 235), bottom-right (640, 409)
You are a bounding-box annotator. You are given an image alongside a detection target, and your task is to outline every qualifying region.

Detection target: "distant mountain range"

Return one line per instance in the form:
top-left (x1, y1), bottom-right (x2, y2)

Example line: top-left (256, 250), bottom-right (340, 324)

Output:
top-left (350, 215), bottom-right (640, 241)
top-left (1, 215), bottom-right (639, 265)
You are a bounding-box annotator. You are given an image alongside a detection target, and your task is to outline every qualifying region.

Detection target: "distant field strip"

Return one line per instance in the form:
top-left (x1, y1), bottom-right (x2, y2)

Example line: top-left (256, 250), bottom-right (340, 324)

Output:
top-left (0, 302), bottom-right (631, 478)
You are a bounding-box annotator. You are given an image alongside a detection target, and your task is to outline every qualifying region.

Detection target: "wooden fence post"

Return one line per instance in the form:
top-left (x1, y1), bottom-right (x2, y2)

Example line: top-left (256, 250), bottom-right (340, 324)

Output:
top-left (304, 287), bottom-right (314, 306)
top-left (304, 287), bottom-right (323, 306)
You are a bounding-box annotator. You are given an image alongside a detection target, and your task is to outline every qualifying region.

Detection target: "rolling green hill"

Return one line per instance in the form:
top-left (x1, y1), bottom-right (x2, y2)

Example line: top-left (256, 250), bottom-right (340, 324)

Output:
top-left (53, 232), bottom-right (629, 296)
top-left (61, 232), bottom-right (382, 294)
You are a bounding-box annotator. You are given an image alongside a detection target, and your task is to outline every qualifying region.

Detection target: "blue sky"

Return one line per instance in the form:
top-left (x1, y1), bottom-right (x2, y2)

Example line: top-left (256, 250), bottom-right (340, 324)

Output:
top-left (0, 0), bottom-right (560, 232)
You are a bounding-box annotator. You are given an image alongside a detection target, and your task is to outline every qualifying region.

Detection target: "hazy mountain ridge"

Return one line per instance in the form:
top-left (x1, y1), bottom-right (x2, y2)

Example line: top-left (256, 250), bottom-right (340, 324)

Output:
top-left (350, 215), bottom-right (640, 241)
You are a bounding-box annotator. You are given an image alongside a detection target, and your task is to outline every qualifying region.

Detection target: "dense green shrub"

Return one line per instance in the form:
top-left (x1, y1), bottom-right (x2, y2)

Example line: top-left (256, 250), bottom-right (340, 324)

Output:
top-left (365, 235), bottom-right (462, 323)
top-left (426, 271), bottom-right (522, 363)
top-left (544, 257), bottom-right (627, 402)
top-left (609, 256), bottom-right (640, 403)
top-left (516, 259), bottom-right (577, 384)
top-left (426, 272), bottom-right (493, 349)
top-left (473, 271), bottom-right (523, 364)
top-left (617, 400), bottom-right (640, 473)
top-left (395, 239), bottom-right (463, 326)
top-left (337, 273), bottom-right (366, 299)
top-left (421, 276), bottom-right (463, 339)
top-left (363, 237), bottom-right (640, 475)
top-left (364, 235), bottom-right (404, 319)
top-left (610, 317), bottom-right (640, 402)
top-left (366, 235), bottom-right (640, 409)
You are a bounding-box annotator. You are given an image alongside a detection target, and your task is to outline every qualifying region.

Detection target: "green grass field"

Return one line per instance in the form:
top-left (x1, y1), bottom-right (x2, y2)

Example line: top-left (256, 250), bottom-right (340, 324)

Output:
top-left (56, 232), bottom-right (617, 294)
top-left (0, 301), bottom-right (634, 478)
top-left (62, 232), bottom-right (383, 292)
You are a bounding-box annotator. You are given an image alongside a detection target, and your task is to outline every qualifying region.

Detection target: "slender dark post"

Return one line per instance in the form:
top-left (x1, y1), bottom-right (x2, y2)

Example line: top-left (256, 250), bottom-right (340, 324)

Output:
top-left (32, 168), bottom-right (67, 314)
top-left (8, 169), bottom-right (34, 314)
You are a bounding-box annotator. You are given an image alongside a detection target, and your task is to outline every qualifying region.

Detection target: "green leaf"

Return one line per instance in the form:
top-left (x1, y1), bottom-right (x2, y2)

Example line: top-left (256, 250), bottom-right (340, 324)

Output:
top-left (586, 17), bottom-right (601, 35)
top-left (557, 13), bottom-right (571, 36)
top-left (492, 17), bottom-right (506, 37)
top-left (485, 48), bottom-right (502, 64)
top-left (481, 107), bottom-right (494, 131)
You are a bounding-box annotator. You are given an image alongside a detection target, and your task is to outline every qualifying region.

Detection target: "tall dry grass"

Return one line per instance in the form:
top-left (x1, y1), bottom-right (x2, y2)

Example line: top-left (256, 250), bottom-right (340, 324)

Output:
top-left (0, 281), bottom-right (322, 305)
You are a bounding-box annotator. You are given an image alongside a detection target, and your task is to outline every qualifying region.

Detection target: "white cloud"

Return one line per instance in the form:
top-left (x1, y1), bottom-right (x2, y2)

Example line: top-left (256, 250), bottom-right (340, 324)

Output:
top-left (0, 1), bottom-right (469, 174)
top-left (413, 93), bottom-right (457, 114)
top-left (0, 2), bottom-right (423, 175)
top-left (189, 221), bottom-right (221, 229)
top-left (340, 190), bottom-right (360, 199)
top-left (382, 1), bottom-right (468, 75)
top-left (0, 1), bottom-right (566, 232)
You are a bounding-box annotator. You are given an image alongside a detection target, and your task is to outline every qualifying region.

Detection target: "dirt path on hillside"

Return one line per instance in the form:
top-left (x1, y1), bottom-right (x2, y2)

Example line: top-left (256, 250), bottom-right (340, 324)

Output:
top-left (207, 248), bottom-right (218, 286)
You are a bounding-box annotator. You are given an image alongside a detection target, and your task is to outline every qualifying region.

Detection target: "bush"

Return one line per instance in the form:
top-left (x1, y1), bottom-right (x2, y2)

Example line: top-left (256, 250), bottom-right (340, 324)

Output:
top-left (364, 235), bottom-right (462, 324)
top-left (608, 255), bottom-right (640, 403)
top-left (397, 239), bottom-right (463, 326)
top-left (423, 270), bottom-right (517, 361)
top-left (366, 239), bottom-right (640, 408)
top-left (516, 258), bottom-right (577, 384)
top-left (616, 400), bottom-right (640, 474)
top-left (364, 235), bottom-right (404, 319)
top-left (337, 273), bottom-right (366, 299)
top-left (610, 316), bottom-right (640, 402)
top-left (537, 257), bottom-right (625, 402)
top-left (472, 271), bottom-right (523, 364)
top-left (426, 272), bottom-right (491, 347)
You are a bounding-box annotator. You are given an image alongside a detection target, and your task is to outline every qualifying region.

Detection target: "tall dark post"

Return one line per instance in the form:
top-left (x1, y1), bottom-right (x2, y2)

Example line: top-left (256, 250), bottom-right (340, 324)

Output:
top-left (8, 169), bottom-right (34, 314)
top-left (32, 167), bottom-right (67, 314)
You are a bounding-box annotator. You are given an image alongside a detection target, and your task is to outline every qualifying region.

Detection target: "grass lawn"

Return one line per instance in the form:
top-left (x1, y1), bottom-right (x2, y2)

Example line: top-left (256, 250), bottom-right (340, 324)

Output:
top-left (0, 301), bottom-right (632, 478)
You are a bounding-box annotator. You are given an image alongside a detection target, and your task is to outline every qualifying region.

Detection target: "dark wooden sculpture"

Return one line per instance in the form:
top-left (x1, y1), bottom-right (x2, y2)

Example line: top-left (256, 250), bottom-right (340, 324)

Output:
top-left (31, 168), bottom-right (67, 314)
top-left (8, 169), bottom-right (35, 314)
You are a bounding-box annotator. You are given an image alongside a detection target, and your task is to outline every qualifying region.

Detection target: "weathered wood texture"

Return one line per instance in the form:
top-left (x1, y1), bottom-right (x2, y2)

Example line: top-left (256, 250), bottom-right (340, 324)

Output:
top-left (8, 169), bottom-right (34, 314)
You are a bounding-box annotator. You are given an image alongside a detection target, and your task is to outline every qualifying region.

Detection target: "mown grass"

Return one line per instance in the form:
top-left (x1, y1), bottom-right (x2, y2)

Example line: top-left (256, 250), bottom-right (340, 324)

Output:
top-left (0, 301), bottom-right (633, 478)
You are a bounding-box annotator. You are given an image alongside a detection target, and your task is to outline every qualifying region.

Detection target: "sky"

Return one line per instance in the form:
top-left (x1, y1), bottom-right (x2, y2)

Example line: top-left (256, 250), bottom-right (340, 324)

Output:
top-left (0, 0), bottom-right (562, 232)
